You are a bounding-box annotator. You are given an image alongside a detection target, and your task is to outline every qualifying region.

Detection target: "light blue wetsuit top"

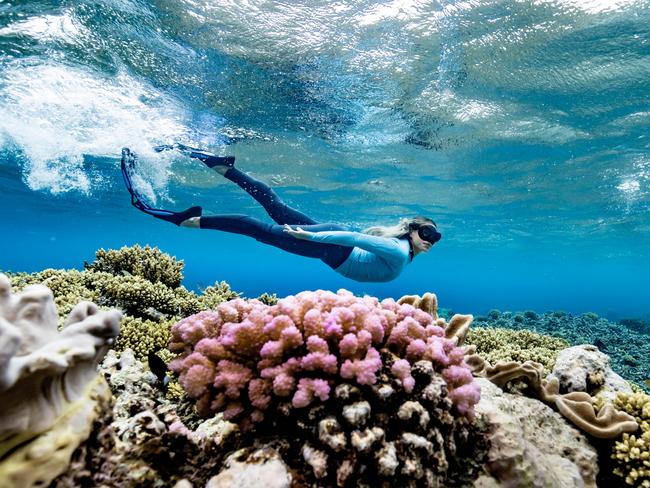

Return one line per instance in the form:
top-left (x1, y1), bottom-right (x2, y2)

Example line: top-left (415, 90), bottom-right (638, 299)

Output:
top-left (305, 231), bottom-right (412, 282)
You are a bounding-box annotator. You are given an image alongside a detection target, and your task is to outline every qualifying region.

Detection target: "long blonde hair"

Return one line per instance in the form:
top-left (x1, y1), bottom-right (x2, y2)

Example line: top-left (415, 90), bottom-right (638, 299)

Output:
top-left (362, 216), bottom-right (436, 238)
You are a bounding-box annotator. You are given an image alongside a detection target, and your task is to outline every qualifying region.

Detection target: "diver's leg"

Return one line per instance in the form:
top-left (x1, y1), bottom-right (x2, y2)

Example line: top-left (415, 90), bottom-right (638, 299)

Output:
top-left (222, 167), bottom-right (318, 225)
top-left (199, 218), bottom-right (352, 268)
top-left (155, 143), bottom-right (317, 225)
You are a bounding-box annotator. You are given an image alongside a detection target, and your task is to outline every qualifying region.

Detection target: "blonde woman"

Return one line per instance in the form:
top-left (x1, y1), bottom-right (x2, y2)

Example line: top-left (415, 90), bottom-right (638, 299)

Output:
top-left (121, 145), bottom-right (441, 283)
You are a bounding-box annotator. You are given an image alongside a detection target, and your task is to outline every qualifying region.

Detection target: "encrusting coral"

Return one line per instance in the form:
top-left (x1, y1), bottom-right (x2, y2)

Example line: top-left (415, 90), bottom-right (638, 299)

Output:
top-left (465, 327), bottom-right (569, 373)
top-left (169, 289), bottom-right (486, 486)
top-left (481, 359), bottom-right (638, 439)
top-left (0, 273), bottom-right (120, 488)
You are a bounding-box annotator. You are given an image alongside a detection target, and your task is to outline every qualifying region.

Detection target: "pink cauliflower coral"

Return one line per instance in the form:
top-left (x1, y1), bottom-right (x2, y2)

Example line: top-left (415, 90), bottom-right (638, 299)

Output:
top-left (169, 290), bottom-right (480, 424)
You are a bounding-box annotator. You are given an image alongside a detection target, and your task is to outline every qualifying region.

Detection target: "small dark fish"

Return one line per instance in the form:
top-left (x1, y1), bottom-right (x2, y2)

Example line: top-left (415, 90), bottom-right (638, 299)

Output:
top-left (148, 351), bottom-right (170, 391)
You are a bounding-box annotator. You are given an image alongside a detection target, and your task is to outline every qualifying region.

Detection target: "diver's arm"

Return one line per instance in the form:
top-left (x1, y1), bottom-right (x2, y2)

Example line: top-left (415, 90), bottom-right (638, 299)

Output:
top-left (284, 226), bottom-right (404, 261)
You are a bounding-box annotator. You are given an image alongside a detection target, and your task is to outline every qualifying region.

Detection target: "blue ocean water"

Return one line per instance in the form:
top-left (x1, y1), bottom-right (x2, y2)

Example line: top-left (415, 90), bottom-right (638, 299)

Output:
top-left (0, 0), bottom-right (649, 321)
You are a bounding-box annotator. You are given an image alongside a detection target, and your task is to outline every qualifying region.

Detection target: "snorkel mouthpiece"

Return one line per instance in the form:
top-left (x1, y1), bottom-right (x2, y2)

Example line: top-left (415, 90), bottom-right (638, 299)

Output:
top-left (418, 224), bottom-right (442, 244)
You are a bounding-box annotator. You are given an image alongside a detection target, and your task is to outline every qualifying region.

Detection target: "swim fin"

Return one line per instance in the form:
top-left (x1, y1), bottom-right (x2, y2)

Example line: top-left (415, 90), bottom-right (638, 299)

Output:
top-left (121, 147), bottom-right (202, 226)
top-left (154, 143), bottom-right (235, 169)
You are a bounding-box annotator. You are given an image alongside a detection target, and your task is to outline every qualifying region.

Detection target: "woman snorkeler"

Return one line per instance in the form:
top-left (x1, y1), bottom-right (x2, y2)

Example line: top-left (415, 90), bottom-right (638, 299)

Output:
top-left (121, 145), bottom-right (441, 283)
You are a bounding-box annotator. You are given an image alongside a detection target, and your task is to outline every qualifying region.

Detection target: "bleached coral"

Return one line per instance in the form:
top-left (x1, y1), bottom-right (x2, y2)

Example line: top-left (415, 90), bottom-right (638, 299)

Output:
top-left (0, 273), bottom-right (119, 487)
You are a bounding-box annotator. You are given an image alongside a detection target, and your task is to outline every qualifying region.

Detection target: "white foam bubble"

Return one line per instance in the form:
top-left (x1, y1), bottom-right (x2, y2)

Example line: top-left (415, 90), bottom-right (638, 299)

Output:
top-left (0, 60), bottom-right (189, 195)
top-left (0, 12), bottom-right (86, 43)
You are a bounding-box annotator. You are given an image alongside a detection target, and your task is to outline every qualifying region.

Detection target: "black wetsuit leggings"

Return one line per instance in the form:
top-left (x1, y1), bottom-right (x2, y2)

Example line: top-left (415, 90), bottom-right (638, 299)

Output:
top-left (200, 168), bottom-right (354, 269)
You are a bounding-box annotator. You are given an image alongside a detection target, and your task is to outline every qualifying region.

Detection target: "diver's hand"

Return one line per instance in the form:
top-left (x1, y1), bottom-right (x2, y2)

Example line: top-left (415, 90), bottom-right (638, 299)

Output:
top-left (283, 224), bottom-right (313, 240)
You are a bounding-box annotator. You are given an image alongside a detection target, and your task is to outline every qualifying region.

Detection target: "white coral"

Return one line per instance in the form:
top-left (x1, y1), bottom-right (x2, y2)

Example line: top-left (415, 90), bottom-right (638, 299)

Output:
top-left (0, 273), bottom-right (120, 445)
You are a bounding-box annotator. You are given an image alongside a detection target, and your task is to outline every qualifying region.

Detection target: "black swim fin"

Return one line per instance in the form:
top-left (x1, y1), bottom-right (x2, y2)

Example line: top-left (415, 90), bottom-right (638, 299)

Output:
top-left (121, 147), bottom-right (203, 226)
top-left (154, 143), bottom-right (235, 169)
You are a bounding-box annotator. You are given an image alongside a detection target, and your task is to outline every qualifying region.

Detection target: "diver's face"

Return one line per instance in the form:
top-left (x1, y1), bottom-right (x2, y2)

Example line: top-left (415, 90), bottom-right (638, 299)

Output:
top-left (410, 229), bottom-right (433, 254)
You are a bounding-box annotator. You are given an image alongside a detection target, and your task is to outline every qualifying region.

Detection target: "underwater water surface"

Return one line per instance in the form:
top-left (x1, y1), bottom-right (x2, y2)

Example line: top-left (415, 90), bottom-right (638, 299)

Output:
top-left (0, 0), bottom-right (649, 321)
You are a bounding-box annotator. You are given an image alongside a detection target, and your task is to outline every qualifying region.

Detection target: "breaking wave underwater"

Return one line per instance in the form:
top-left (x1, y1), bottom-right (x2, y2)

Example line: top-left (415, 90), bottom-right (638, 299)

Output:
top-left (0, 0), bottom-right (649, 319)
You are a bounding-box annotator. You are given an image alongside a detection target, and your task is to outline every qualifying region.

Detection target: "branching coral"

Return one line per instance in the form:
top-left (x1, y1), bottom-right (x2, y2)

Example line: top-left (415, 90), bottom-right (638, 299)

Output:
top-left (115, 316), bottom-right (174, 363)
top-left (169, 290), bottom-right (481, 425)
top-left (199, 281), bottom-right (241, 310)
top-left (169, 290), bottom-right (486, 486)
top-left (611, 392), bottom-right (650, 486)
top-left (85, 244), bottom-right (184, 289)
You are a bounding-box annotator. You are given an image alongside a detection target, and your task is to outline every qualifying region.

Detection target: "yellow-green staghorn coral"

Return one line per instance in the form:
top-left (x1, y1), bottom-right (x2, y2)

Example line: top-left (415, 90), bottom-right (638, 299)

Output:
top-left (465, 327), bottom-right (569, 374)
top-left (612, 392), bottom-right (650, 486)
top-left (114, 316), bottom-right (174, 362)
top-left (198, 281), bottom-right (240, 310)
top-left (85, 244), bottom-right (184, 289)
top-left (255, 292), bottom-right (278, 306)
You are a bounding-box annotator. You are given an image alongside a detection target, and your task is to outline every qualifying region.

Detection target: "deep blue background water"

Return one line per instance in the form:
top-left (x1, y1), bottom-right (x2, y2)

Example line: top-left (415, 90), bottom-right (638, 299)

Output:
top-left (1, 0), bottom-right (649, 320)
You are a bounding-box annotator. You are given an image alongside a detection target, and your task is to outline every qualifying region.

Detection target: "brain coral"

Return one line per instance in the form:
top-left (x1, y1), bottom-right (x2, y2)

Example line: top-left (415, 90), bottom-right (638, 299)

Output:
top-left (169, 289), bottom-right (480, 424)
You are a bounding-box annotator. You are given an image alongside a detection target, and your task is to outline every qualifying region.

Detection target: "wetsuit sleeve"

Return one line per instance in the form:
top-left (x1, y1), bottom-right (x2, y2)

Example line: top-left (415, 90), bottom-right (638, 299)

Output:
top-left (305, 231), bottom-right (405, 261)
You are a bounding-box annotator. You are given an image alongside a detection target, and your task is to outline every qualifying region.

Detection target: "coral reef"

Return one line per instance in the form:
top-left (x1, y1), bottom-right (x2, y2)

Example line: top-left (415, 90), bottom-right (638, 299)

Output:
top-left (474, 310), bottom-right (650, 392)
top-left (4, 260), bottom-right (643, 487)
top-left (169, 289), bottom-right (486, 486)
top-left (466, 327), bottom-right (568, 373)
top-left (0, 273), bottom-right (119, 487)
top-left (85, 244), bottom-right (185, 289)
top-left (7, 245), bottom-right (241, 362)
